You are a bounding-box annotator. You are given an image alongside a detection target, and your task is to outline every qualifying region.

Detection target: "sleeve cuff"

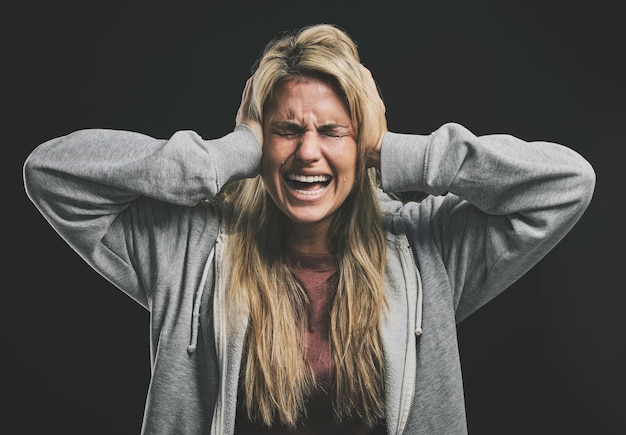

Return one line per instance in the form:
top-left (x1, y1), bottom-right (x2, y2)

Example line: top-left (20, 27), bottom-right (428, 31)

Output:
top-left (380, 131), bottom-right (431, 193)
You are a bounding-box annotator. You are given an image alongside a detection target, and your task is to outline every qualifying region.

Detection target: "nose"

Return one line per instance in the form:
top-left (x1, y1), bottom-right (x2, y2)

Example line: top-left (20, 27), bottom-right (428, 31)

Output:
top-left (294, 131), bottom-right (322, 164)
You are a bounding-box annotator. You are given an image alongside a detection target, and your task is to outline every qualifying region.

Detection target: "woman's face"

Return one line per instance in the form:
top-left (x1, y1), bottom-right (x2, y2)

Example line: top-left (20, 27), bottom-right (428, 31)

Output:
top-left (261, 76), bottom-right (357, 232)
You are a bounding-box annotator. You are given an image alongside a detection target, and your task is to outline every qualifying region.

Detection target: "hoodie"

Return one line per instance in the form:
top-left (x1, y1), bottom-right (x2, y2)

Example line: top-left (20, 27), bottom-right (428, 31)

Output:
top-left (23, 123), bottom-right (595, 434)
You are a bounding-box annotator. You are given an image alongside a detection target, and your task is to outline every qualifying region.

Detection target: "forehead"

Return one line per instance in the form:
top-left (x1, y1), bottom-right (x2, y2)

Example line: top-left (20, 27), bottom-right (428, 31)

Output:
top-left (266, 76), bottom-right (350, 118)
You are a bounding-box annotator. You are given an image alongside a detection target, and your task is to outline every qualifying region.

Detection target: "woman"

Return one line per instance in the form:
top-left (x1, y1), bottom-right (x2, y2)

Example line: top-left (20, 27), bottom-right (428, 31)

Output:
top-left (24, 24), bottom-right (595, 434)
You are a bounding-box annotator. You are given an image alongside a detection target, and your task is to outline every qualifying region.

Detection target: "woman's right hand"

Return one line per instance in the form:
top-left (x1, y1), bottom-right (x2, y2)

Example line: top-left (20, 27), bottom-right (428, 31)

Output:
top-left (235, 75), bottom-right (264, 148)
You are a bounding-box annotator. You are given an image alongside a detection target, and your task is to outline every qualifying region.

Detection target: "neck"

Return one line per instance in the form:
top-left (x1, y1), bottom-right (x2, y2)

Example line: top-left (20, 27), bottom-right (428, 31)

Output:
top-left (287, 220), bottom-right (332, 255)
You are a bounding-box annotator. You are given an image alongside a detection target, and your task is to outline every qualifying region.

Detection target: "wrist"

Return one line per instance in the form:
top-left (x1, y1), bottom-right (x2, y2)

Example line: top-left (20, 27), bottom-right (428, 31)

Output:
top-left (237, 122), bottom-right (263, 148)
top-left (366, 133), bottom-right (384, 169)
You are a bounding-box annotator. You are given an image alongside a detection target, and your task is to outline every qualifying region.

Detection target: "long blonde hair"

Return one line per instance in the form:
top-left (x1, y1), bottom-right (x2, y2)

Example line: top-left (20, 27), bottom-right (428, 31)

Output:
top-left (224, 24), bottom-right (387, 428)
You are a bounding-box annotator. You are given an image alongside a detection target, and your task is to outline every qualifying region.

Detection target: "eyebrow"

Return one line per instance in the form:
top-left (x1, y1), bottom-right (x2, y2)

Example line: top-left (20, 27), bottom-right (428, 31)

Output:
top-left (269, 121), bottom-right (304, 130)
top-left (269, 121), bottom-right (351, 132)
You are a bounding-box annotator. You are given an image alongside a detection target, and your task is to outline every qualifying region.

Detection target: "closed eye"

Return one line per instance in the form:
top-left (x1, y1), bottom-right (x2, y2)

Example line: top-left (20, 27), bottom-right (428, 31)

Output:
top-left (269, 121), bottom-right (304, 139)
top-left (269, 121), bottom-right (352, 139)
top-left (318, 124), bottom-right (351, 138)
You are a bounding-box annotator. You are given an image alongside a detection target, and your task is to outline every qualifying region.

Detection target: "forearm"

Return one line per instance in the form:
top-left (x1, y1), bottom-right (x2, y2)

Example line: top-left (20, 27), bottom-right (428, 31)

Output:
top-left (25, 125), bottom-right (260, 206)
top-left (380, 122), bottom-right (595, 218)
top-left (23, 125), bottom-right (261, 252)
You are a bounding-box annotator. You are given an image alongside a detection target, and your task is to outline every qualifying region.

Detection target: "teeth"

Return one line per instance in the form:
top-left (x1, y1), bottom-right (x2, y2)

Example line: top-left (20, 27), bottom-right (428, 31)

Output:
top-left (286, 173), bottom-right (330, 183)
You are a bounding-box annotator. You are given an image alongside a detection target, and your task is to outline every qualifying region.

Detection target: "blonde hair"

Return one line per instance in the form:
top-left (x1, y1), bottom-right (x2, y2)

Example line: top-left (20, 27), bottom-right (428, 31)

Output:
top-left (225, 24), bottom-right (387, 428)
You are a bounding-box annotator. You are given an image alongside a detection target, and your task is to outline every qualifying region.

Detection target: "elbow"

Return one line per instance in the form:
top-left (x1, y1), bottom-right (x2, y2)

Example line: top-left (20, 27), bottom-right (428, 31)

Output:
top-left (524, 158), bottom-right (596, 240)
top-left (575, 158), bottom-right (596, 212)
top-left (23, 150), bottom-right (44, 205)
top-left (553, 158), bottom-right (596, 232)
top-left (23, 141), bottom-right (59, 210)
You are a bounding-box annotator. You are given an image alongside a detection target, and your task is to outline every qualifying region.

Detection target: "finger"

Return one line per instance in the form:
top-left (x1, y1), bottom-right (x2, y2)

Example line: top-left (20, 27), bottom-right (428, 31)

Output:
top-left (359, 64), bottom-right (386, 114)
top-left (236, 76), bottom-right (254, 125)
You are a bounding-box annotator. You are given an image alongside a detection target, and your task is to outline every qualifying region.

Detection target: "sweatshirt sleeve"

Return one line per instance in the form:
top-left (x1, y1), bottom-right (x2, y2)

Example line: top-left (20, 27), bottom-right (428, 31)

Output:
top-left (380, 122), bottom-right (596, 322)
top-left (23, 125), bottom-right (262, 307)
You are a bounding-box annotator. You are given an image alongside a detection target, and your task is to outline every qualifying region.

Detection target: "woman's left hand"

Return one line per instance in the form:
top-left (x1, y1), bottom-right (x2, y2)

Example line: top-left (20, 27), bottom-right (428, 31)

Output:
top-left (360, 64), bottom-right (387, 169)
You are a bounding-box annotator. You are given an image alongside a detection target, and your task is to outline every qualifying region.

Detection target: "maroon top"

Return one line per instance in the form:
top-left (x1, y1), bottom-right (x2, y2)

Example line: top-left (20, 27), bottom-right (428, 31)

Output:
top-left (234, 251), bottom-right (386, 435)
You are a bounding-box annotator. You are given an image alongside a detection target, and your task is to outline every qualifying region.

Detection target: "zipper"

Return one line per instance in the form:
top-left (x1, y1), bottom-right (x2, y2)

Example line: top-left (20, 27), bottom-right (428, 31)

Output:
top-left (410, 240), bottom-right (424, 338)
top-left (396, 234), bottom-right (421, 434)
top-left (210, 234), bottom-right (248, 435)
top-left (210, 235), bottom-right (227, 435)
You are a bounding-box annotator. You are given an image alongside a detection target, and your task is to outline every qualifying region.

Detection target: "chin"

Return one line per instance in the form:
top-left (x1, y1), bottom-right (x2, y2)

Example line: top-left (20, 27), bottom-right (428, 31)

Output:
top-left (282, 208), bottom-right (334, 226)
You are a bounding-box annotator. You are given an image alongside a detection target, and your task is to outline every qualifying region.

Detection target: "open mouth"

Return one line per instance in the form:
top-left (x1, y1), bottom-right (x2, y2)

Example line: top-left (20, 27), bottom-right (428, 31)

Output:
top-left (285, 173), bottom-right (332, 194)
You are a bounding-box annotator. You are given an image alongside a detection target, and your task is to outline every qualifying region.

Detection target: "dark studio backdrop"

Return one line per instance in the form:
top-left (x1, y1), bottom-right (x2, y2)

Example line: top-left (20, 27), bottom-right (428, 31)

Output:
top-left (4, 1), bottom-right (624, 434)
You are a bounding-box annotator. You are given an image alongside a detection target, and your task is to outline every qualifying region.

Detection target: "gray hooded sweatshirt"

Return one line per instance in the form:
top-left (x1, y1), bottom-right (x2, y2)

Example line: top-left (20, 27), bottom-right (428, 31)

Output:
top-left (23, 123), bottom-right (595, 434)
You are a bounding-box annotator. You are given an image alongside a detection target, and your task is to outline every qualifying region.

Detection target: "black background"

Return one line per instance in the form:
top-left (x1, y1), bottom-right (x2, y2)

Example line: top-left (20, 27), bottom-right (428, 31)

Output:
top-left (4, 1), bottom-right (625, 433)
